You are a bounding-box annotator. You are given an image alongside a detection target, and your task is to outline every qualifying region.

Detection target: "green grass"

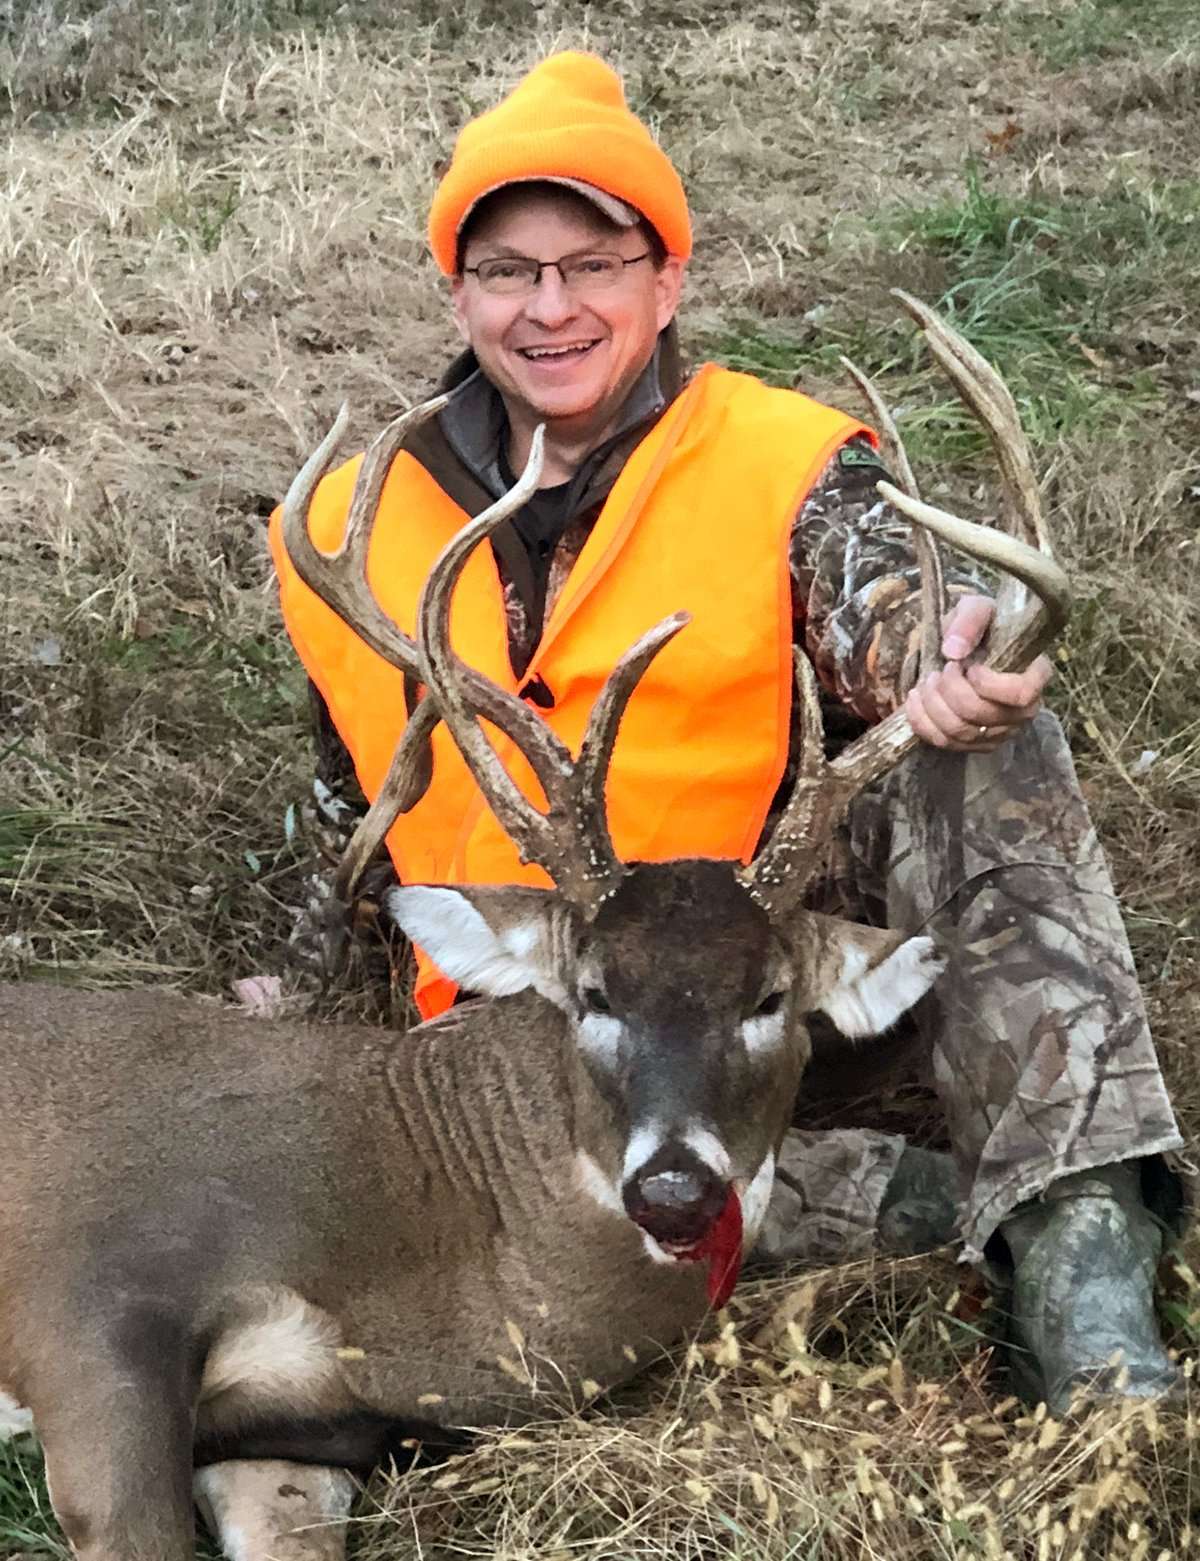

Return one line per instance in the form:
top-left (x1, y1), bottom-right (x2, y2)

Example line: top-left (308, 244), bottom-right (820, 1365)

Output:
top-left (159, 184), bottom-right (243, 255)
top-left (94, 622), bottom-right (308, 731)
top-left (1006, 0), bottom-right (1199, 68)
top-left (0, 1436), bottom-right (65, 1558)
top-left (703, 165), bottom-right (1199, 466)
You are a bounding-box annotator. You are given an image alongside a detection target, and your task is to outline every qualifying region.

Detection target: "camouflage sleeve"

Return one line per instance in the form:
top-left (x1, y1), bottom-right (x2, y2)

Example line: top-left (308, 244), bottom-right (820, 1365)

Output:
top-left (309, 679), bottom-right (370, 822)
top-left (791, 438), bottom-right (988, 724)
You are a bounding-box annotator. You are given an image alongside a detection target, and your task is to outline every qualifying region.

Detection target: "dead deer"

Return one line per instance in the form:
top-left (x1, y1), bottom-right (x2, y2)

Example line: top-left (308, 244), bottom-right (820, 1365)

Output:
top-left (0, 296), bottom-right (1067, 1561)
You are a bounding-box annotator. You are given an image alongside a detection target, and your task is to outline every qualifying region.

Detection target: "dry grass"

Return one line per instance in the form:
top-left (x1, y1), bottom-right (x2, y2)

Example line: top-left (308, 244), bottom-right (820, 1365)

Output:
top-left (352, 1257), bottom-right (1200, 1560)
top-left (3, 0), bottom-right (1200, 1554)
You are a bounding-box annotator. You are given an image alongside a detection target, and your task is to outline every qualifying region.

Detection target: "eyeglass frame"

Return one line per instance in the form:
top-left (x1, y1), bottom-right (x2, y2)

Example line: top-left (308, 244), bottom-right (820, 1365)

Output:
top-left (460, 248), bottom-right (654, 296)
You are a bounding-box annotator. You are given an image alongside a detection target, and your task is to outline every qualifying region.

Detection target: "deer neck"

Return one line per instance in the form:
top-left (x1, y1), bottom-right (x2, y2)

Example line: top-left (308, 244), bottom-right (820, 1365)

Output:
top-left (378, 990), bottom-right (595, 1235)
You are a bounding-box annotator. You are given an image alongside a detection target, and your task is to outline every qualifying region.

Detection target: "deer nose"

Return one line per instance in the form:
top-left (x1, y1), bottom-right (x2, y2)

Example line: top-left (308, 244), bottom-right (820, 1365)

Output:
top-left (622, 1143), bottom-right (729, 1250)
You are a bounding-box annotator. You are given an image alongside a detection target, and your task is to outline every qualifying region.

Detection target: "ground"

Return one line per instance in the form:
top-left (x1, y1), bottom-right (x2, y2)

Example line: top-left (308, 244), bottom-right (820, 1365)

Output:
top-left (2, 0), bottom-right (1200, 1555)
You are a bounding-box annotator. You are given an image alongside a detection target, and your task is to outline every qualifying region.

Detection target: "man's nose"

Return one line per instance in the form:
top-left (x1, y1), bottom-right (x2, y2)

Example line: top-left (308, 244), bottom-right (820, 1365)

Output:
top-left (523, 267), bottom-right (579, 328)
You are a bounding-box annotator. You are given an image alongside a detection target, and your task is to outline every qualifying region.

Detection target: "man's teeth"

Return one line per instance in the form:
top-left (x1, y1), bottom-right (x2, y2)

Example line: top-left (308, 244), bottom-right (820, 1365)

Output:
top-left (521, 343), bottom-right (594, 359)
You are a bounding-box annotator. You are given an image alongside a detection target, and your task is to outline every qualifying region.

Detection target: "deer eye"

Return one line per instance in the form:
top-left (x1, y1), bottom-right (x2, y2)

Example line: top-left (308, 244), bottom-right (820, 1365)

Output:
top-left (582, 987), bottom-right (612, 1015)
top-left (752, 990), bottom-right (785, 1019)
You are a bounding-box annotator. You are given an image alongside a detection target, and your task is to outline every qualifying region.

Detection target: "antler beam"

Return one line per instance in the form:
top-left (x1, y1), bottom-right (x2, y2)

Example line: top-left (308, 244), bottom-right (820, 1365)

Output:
top-left (744, 295), bottom-right (1071, 918)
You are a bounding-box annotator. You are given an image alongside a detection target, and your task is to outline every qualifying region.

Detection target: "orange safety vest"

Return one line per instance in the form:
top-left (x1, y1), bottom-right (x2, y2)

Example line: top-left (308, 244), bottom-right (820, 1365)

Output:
top-left (270, 365), bottom-right (872, 1018)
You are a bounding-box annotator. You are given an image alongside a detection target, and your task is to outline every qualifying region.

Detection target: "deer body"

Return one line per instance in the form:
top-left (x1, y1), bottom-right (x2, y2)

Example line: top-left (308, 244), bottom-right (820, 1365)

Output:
top-left (0, 983), bottom-right (713, 1454)
top-left (0, 861), bottom-right (941, 1559)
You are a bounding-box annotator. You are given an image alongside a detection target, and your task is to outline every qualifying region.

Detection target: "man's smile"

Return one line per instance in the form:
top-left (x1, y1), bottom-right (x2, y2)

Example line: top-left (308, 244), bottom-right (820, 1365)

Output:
top-left (515, 339), bottom-right (603, 363)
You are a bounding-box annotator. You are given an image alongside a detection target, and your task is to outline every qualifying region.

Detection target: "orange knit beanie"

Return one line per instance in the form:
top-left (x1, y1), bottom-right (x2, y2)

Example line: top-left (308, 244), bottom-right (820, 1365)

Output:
top-left (428, 52), bottom-right (692, 276)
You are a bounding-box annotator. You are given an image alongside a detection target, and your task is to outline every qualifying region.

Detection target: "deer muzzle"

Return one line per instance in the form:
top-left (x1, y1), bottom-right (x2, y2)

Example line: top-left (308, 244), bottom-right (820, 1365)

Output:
top-left (622, 1143), bottom-right (730, 1253)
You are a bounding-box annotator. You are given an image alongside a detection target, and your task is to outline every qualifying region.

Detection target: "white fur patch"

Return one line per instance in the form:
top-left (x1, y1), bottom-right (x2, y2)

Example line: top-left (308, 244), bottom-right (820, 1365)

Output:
top-left (639, 1231), bottom-right (678, 1265)
top-left (0, 1389), bottom-right (33, 1439)
top-left (682, 1127), bottom-right (731, 1180)
top-left (200, 1289), bottom-right (341, 1409)
top-left (578, 1011), bottom-right (622, 1067)
top-left (741, 1008), bottom-right (787, 1056)
top-left (738, 1151), bottom-right (776, 1250)
top-left (575, 1149), bottom-right (624, 1215)
top-left (819, 935), bottom-right (944, 1038)
top-left (622, 1121), bottom-right (667, 1183)
top-left (385, 887), bottom-right (541, 998)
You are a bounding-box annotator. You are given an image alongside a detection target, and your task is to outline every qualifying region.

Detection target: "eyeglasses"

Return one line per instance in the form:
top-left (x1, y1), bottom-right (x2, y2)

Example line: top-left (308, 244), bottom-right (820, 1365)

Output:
top-left (462, 250), bottom-right (652, 297)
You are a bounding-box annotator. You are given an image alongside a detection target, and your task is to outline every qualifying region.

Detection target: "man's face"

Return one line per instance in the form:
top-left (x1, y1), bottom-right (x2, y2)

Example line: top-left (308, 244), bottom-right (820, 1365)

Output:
top-left (452, 189), bottom-right (684, 434)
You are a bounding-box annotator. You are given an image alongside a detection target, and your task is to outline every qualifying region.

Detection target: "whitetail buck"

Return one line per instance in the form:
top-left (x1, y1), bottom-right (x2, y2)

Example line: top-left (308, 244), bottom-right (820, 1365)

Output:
top-left (0, 296), bottom-right (1067, 1560)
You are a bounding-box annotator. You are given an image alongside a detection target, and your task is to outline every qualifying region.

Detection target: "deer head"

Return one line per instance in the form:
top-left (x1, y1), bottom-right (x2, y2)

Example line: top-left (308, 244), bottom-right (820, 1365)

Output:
top-left (281, 293), bottom-right (1069, 1260)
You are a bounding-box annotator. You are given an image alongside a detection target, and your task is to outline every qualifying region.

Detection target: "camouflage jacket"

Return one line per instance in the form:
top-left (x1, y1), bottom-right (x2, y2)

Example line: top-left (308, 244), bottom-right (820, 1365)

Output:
top-left (309, 323), bottom-right (984, 814)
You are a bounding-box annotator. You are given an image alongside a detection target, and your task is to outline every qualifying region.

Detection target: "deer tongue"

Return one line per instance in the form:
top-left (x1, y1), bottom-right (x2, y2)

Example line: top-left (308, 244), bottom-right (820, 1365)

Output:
top-left (680, 1186), bottom-right (743, 1307)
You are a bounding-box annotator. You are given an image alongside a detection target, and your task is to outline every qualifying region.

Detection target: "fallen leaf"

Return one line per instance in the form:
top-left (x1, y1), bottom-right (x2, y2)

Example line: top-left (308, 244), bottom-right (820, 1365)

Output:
top-left (985, 119), bottom-right (1022, 155)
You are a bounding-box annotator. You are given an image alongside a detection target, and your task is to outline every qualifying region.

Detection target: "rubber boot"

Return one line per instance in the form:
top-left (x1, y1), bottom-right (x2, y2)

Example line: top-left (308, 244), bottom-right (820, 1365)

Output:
top-left (752, 1137), bottom-right (958, 1264)
top-left (877, 1145), bottom-right (960, 1255)
top-left (994, 1162), bottom-right (1181, 1415)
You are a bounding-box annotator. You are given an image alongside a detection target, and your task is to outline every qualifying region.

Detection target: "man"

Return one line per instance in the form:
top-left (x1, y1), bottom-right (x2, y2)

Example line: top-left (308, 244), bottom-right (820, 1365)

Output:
top-left (272, 52), bottom-right (1184, 1413)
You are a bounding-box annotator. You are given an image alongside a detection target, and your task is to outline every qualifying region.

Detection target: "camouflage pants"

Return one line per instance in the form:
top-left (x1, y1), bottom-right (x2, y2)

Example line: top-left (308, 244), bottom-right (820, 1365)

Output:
top-left (761, 711), bottom-right (1184, 1265)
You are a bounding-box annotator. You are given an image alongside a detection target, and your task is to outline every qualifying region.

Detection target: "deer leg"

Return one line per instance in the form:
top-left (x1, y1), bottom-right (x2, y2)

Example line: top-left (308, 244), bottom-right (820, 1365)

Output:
top-left (29, 1310), bottom-right (197, 1561)
top-left (195, 1459), bottom-right (356, 1561)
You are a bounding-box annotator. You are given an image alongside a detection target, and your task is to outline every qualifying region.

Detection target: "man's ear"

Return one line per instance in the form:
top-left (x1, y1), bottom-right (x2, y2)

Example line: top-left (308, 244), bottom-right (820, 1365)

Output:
top-left (654, 255), bottom-right (685, 332)
top-left (385, 884), bottom-right (565, 1002)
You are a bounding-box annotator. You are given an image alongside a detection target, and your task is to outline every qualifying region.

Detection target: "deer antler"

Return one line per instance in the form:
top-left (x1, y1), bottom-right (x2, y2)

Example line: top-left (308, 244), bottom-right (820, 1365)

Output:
top-left (282, 401), bottom-right (686, 919)
top-left (415, 430), bottom-right (689, 916)
top-left (281, 397), bottom-right (567, 905)
top-left (744, 293), bottom-right (1071, 918)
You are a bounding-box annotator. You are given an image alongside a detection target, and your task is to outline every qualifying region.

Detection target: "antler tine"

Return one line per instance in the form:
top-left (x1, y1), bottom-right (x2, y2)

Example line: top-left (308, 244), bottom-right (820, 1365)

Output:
top-left (282, 396), bottom-right (451, 678)
top-left (741, 650), bottom-right (829, 908)
top-left (885, 289), bottom-right (1067, 668)
top-left (839, 357), bottom-right (920, 500)
top-left (840, 353), bottom-right (946, 683)
top-left (892, 290), bottom-right (1052, 556)
top-left (416, 427), bottom-right (585, 880)
top-left (332, 697), bottom-right (439, 904)
top-left (574, 611), bottom-right (691, 855)
top-left (418, 433), bottom-right (690, 912)
top-left (744, 300), bottom-right (1073, 919)
top-left (875, 483), bottom-right (1069, 655)
top-left (283, 400), bottom-right (581, 913)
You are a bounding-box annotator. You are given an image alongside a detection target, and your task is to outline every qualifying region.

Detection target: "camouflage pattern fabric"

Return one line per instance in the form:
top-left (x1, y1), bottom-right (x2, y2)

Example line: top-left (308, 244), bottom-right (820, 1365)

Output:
top-left (757, 710), bottom-right (1184, 1266)
top-left (754, 1126), bottom-right (907, 1266)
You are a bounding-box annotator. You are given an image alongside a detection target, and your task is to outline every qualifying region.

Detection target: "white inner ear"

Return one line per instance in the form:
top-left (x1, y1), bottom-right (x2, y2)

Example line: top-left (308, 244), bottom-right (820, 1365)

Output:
top-left (818, 935), bottom-right (944, 1039)
top-left (385, 887), bottom-right (545, 998)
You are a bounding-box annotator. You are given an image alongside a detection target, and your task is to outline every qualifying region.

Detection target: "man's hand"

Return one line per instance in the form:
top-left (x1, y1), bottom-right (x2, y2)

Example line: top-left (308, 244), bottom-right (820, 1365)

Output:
top-left (904, 594), bottom-right (1052, 752)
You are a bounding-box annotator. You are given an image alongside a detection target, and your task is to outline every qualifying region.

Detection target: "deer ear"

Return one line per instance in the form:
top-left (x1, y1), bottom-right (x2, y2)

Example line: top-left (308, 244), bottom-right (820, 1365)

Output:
top-left (816, 932), bottom-right (945, 1039)
top-left (384, 885), bottom-right (563, 1001)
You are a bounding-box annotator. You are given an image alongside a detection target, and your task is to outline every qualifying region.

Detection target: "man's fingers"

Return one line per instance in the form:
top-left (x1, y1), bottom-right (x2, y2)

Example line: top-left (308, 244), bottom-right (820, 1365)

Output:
top-left (941, 593), bottom-right (995, 661)
top-left (904, 686), bottom-right (952, 748)
top-left (920, 677), bottom-right (1004, 743)
top-left (905, 683), bottom-right (1015, 751)
top-left (907, 660), bottom-right (1044, 751)
top-left (966, 656), bottom-right (1054, 705)
top-left (925, 661), bottom-right (998, 727)
top-left (928, 661), bottom-right (1041, 729)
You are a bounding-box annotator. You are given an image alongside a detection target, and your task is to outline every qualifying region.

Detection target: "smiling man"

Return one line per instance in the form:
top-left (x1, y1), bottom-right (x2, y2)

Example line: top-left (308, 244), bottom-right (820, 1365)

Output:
top-left (271, 52), bottom-right (1184, 1415)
